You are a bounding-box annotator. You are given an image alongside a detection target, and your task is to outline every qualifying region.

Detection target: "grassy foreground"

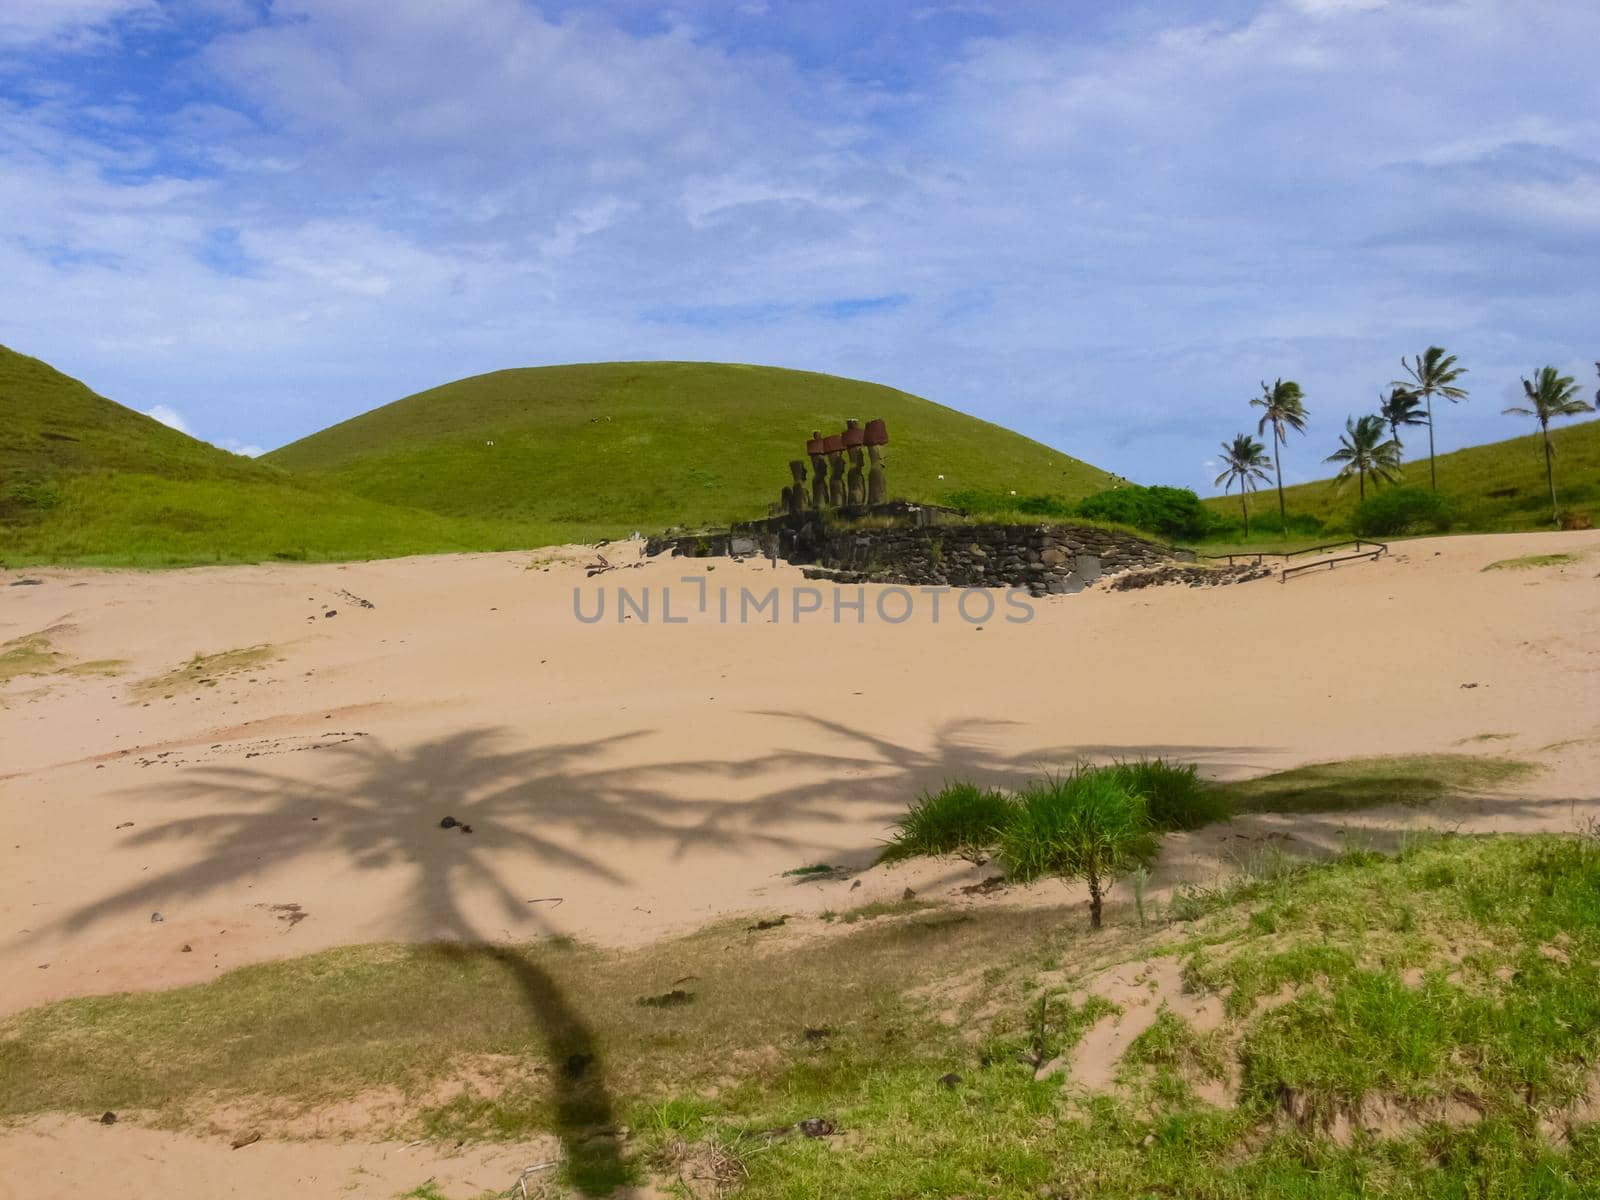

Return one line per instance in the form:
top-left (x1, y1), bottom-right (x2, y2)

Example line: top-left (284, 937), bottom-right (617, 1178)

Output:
top-left (5, 825), bottom-right (1597, 1198)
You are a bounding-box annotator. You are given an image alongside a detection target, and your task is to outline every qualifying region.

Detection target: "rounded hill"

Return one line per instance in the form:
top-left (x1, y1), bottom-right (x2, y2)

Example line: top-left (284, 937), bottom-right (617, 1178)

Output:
top-left (0, 344), bottom-right (545, 566)
top-left (265, 362), bottom-right (1114, 531)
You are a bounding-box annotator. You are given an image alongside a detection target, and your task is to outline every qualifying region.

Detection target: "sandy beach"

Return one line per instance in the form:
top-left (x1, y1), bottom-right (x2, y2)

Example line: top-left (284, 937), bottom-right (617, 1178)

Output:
top-left (2, 531), bottom-right (1596, 1025)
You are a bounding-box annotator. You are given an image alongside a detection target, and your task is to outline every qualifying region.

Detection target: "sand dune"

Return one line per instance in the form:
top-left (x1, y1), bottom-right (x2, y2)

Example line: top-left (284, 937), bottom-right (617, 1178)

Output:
top-left (2, 532), bottom-right (1597, 1018)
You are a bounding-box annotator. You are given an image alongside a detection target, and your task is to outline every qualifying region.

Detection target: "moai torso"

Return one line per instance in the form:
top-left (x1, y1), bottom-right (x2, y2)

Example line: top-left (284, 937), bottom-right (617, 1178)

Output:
top-left (807, 432), bottom-right (829, 510)
top-left (843, 419), bottom-right (866, 507)
top-left (865, 418), bottom-right (889, 506)
top-left (825, 433), bottom-right (847, 508)
top-left (787, 460), bottom-right (808, 517)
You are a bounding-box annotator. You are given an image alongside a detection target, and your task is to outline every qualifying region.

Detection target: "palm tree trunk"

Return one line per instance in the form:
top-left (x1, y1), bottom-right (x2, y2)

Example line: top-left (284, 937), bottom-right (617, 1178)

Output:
top-left (1274, 430), bottom-right (1286, 532)
top-left (1543, 423), bottom-right (1558, 524)
top-left (1087, 862), bottom-right (1102, 929)
top-left (1425, 393), bottom-right (1437, 490)
top-left (1240, 490), bottom-right (1249, 538)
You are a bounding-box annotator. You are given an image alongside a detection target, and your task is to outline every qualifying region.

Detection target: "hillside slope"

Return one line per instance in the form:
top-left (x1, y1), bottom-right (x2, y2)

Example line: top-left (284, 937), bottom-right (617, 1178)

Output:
top-left (1202, 417), bottom-right (1600, 537)
top-left (0, 346), bottom-right (552, 566)
top-left (266, 362), bottom-right (1114, 530)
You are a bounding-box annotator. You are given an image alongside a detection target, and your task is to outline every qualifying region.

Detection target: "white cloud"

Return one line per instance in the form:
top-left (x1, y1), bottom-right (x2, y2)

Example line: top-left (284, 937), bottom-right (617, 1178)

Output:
top-left (217, 437), bottom-right (264, 457)
top-left (144, 404), bottom-right (191, 434)
top-left (1, 0), bottom-right (1597, 488)
top-left (0, 0), bottom-right (156, 48)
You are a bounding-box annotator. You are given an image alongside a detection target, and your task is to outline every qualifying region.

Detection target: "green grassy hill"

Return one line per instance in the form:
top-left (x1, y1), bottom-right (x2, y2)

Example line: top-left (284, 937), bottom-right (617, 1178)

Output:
top-left (265, 362), bottom-right (1115, 531)
top-left (0, 345), bottom-right (555, 566)
top-left (1201, 417), bottom-right (1600, 543)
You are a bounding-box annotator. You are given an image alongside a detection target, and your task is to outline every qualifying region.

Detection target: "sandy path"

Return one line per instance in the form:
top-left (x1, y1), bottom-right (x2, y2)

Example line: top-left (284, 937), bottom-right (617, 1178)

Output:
top-left (0, 1115), bottom-right (566, 1200)
top-left (2, 532), bottom-right (1597, 1017)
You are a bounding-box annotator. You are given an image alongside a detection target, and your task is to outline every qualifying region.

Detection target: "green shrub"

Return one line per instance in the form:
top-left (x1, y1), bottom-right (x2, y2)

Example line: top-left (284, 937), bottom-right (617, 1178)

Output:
top-left (1205, 508), bottom-right (1329, 540)
top-left (1, 478), bottom-right (62, 519)
top-left (1073, 485), bottom-right (1212, 541)
top-left (878, 780), bottom-right (1013, 862)
top-left (1001, 769), bottom-right (1160, 926)
top-left (1351, 486), bottom-right (1455, 537)
top-left (1108, 758), bottom-right (1229, 831)
top-left (940, 488), bottom-right (1073, 518)
top-left (1014, 494), bottom-right (1075, 518)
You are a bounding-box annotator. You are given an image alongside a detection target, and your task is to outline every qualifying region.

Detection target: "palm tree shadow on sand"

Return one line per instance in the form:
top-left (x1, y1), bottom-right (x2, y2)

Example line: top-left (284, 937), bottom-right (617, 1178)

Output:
top-left (50, 719), bottom-right (1276, 1193)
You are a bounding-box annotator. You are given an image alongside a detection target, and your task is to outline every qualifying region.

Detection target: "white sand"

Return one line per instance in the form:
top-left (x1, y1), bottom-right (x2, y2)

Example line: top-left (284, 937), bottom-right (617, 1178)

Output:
top-left (1, 531), bottom-right (1596, 1023)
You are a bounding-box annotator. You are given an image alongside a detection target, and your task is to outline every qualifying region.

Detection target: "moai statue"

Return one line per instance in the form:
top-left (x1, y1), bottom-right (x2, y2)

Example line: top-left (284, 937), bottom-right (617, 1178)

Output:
top-left (787, 460), bottom-right (808, 517)
top-left (865, 417), bottom-right (889, 506)
top-left (824, 432), bottom-right (847, 508)
top-left (807, 432), bottom-right (829, 510)
top-left (843, 419), bottom-right (867, 507)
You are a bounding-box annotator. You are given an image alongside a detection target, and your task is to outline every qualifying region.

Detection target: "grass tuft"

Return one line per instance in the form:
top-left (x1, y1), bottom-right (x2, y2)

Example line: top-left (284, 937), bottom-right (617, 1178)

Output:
top-left (1106, 757), bottom-right (1230, 831)
top-left (878, 780), bottom-right (1014, 862)
top-left (1000, 769), bottom-right (1159, 886)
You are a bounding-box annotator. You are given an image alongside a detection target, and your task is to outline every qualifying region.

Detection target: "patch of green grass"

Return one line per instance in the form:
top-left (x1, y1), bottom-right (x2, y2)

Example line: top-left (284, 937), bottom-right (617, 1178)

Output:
top-left (877, 780), bottom-right (1013, 862)
top-left (1216, 754), bottom-right (1538, 815)
top-left (129, 644), bottom-right (278, 697)
top-left (780, 863), bottom-right (838, 878)
top-left (0, 632), bottom-right (61, 684)
top-left (0, 628), bottom-right (124, 688)
top-left (1483, 552), bottom-right (1582, 571)
top-left (1121, 1007), bottom-right (1227, 1093)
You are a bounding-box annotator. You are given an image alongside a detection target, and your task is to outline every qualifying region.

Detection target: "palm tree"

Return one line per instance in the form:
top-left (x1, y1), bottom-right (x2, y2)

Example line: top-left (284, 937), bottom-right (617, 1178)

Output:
top-left (1394, 346), bottom-right (1468, 490)
top-left (1249, 378), bottom-right (1308, 531)
top-left (1378, 386), bottom-right (1427, 453)
top-left (1503, 366), bottom-right (1595, 524)
top-left (1325, 414), bottom-right (1402, 502)
top-left (1215, 433), bottom-right (1272, 536)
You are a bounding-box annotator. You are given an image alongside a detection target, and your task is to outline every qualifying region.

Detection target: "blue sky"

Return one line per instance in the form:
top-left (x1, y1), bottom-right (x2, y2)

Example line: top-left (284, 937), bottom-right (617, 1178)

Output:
top-left (3, 0), bottom-right (1596, 488)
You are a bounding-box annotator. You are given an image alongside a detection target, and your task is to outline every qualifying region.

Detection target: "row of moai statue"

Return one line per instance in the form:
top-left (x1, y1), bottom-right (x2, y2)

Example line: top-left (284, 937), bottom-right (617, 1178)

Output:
top-left (779, 418), bottom-right (888, 517)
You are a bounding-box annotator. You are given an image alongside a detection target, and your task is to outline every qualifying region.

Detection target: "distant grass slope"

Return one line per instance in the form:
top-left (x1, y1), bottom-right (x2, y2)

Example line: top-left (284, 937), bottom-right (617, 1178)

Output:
top-left (1202, 417), bottom-right (1600, 540)
top-left (265, 362), bottom-right (1115, 532)
top-left (0, 345), bottom-right (567, 566)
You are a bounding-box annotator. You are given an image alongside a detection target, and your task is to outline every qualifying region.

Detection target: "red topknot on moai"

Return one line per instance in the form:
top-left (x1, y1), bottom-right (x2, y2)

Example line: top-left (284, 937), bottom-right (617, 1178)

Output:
top-left (787, 419), bottom-right (888, 513)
